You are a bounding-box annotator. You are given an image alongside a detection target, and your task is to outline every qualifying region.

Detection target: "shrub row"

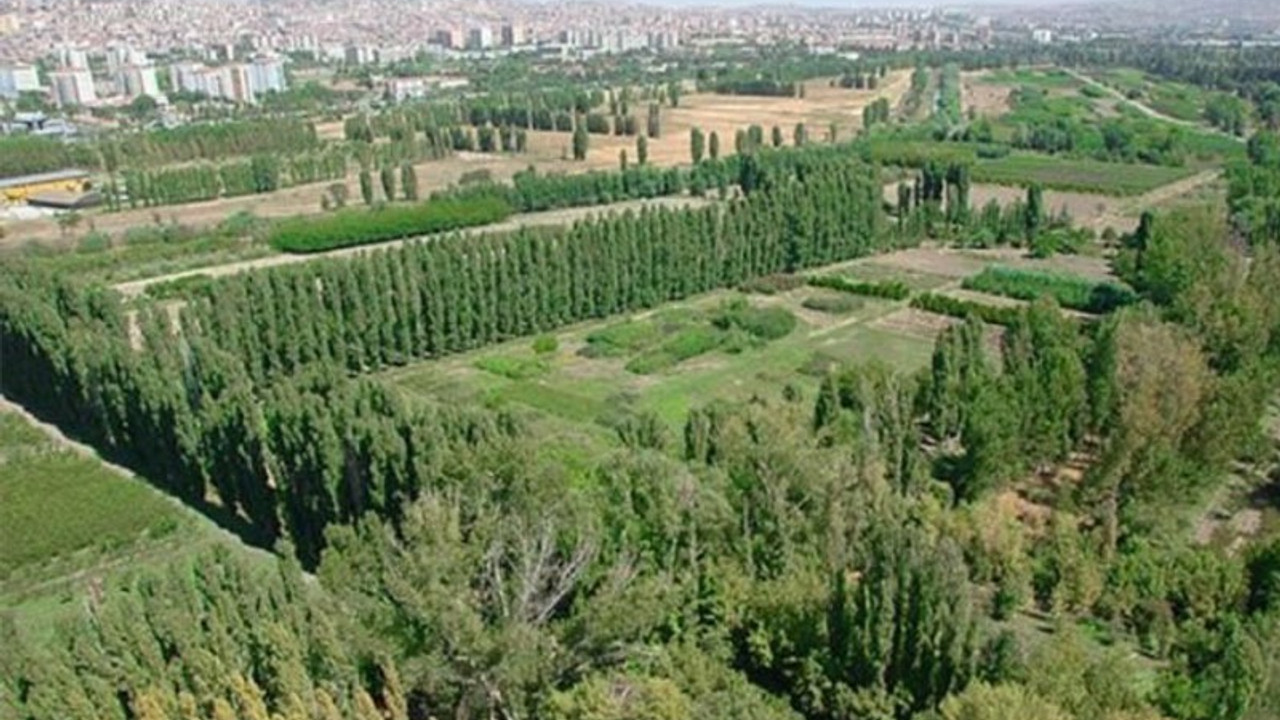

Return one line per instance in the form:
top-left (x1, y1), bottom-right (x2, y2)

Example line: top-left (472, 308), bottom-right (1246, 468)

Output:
top-left (961, 266), bottom-right (1136, 314)
top-left (474, 355), bottom-right (550, 380)
top-left (739, 273), bottom-right (808, 295)
top-left (807, 274), bottom-right (912, 300)
top-left (802, 295), bottom-right (864, 315)
top-left (270, 195), bottom-right (512, 253)
top-left (910, 293), bottom-right (1022, 326)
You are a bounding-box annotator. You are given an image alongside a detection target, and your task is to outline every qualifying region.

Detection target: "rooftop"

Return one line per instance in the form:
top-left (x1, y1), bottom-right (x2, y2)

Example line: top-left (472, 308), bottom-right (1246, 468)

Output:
top-left (0, 168), bottom-right (91, 190)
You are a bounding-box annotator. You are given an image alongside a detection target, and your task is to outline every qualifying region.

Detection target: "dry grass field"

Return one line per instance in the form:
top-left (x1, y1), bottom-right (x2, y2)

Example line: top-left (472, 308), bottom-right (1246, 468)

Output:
top-left (0, 72), bottom-right (912, 246)
top-left (552, 70), bottom-right (915, 169)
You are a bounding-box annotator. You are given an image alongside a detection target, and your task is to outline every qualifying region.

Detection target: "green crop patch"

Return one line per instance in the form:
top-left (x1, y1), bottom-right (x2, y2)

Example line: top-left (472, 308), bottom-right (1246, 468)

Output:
top-left (972, 154), bottom-right (1195, 196)
top-left (0, 441), bottom-right (183, 578)
top-left (962, 266), bottom-right (1136, 314)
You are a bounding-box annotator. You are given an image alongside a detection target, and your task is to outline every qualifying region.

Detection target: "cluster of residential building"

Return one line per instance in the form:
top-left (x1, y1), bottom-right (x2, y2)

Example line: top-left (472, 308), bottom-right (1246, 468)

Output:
top-left (0, 44), bottom-right (286, 109)
top-left (170, 56), bottom-right (287, 104)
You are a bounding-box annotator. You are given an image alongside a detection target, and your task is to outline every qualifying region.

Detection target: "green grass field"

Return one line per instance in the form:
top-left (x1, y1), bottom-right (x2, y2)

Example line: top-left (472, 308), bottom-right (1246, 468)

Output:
top-left (0, 408), bottom-right (262, 642)
top-left (973, 154), bottom-right (1196, 196)
top-left (981, 68), bottom-right (1082, 90)
top-left (0, 435), bottom-right (185, 579)
top-left (384, 284), bottom-right (941, 433)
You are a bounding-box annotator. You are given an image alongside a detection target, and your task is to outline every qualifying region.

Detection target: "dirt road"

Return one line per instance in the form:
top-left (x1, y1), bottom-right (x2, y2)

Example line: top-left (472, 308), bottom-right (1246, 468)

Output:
top-left (1063, 69), bottom-right (1244, 143)
top-left (1090, 169), bottom-right (1223, 233)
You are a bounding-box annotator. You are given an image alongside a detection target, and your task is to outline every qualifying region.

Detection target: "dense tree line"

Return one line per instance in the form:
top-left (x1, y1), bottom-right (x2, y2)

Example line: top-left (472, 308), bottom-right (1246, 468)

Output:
top-left (116, 151), bottom-right (348, 208)
top-left (105, 118), bottom-right (320, 168)
top-left (270, 195), bottom-right (512, 252)
top-left (0, 152), bottom-right (889, 564)
top-left (1228, 130), bottom-right (1280, 245)
top-left (0, 136), bottom-right (100, 179)
top-left (706, 78), bottom-right (800, 97)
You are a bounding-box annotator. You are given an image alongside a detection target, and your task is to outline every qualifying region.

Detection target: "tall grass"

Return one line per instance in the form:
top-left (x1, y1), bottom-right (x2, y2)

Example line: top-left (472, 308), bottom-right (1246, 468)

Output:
top-left (962, 266), bottom-right (1136, 314)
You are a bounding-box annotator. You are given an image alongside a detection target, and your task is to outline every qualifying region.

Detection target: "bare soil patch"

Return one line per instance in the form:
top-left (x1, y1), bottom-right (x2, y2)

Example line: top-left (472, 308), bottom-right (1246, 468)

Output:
top-left (962, 72), bottom-right (1012, 117)
top-left (863, 246), bottom-right (994, 279)
top-left (870, 307), bottom-right (961, 340)
top-left (969, 184), bottom-right (1119, 230)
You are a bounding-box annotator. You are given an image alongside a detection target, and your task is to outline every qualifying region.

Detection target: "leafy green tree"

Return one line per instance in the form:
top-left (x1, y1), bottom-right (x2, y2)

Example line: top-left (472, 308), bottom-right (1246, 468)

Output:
top-left (939, 683), bottom-right (1071, 720)
top-left (380, 166), bottom-right (396, 202)
top-left (1025, 184), bottom-right (1044, 242)
top-left (690, 127), bottom-right (705, 164)
top-left (359, 170), bottom-right (374, 205)
top-left (400, 162), bottom-right (418, 201)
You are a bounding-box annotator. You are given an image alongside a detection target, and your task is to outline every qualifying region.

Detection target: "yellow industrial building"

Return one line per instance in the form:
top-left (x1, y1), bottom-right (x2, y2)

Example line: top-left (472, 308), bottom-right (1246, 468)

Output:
top-left (0, 169), bottom-right (91, 203)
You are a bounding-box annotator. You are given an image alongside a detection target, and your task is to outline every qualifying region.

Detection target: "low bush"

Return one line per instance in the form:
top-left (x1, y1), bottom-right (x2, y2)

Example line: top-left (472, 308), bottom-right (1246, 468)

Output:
top-left (76, 231), bottom-right (113, 253)
top-left (807, 275), bottom-right (911, 300)
top-left (802, 294), bottom-right (865, 314)
top-left (583, 320), bottom-right (664, 358)
top-left (270, 195), bottom-right (512, 253)
top-left (474, 355), bottom-right (550, 380)
top-left (711, 298), bottom-right (797, 340)
top-left (532, 335), bottom-right (559, 355)
top-left (739, 273), bottom-right (807, 295)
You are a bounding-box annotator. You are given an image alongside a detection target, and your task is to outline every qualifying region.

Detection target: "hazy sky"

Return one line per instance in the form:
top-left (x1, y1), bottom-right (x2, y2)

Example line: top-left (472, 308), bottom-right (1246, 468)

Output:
top-left (637, 0), bottom-right (1104, 7)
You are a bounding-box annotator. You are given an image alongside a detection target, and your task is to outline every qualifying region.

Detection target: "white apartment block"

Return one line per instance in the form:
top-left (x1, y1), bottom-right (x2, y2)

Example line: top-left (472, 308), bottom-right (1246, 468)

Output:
top-left (118, 64), bottom-right (161, 98)
top-left (467, 26), bottom-right (493, 50)
top-left (0, 64), bottom-right (40, 98)
top-left (57, 47), bottom-right (90, 70)
top-left (50, 69), bottom-right (97, 107)
top-left (170, 57), bottom-right (286, 104)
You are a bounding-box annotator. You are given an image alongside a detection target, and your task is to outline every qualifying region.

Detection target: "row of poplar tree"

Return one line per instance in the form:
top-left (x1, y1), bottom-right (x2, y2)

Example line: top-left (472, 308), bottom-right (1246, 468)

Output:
top-left (0, 151), bottom-right (888, 566)
top-left (114, 151), bottom-right (349, 209)
top-left (7, 137), bottom-right (1280, 720)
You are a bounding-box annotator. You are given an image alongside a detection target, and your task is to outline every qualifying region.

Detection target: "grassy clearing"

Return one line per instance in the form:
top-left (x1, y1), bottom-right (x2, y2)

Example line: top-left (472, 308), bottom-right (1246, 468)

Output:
top-left (0, 450), bottom-right (182, 577)
top-left (973, 154), bottom-right (1196, 196)
top-left (384, 286), bottom-right (935, 433)
top-left (982, 68), bottom-right (1082, 90)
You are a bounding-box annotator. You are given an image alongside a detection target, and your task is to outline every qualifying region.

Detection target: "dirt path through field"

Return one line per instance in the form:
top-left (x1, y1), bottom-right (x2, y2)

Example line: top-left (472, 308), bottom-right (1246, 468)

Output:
top-left (1091, 169), bottom-right (1222, 232)
top-left (113, 195), bottom-right (709, 297)
top-left (1064, 69), bottom-right (1244, 143)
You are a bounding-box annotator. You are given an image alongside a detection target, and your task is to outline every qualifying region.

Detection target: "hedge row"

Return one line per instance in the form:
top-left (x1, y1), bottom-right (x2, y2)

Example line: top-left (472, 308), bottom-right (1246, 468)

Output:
top-left (807, 274), bottom-right (912, 300)
top-left (910, 293), bottom-right (1022, 326)
top-left (270, 196), bottom-right (513, 253)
